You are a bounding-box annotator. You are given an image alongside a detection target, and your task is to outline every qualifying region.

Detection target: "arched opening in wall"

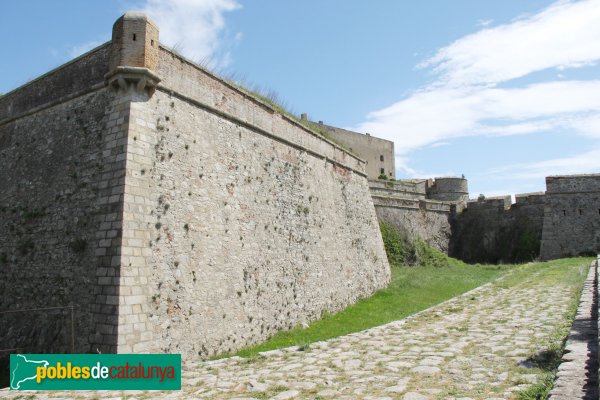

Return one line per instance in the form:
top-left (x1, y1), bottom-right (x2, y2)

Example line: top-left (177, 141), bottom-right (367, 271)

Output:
top-left (133, 34), bottom-right (137, 41)
top-left (380, 155), bottom-right (384, 161)
top-left (579, 209), bottom-right (583, 215)
top-left (562, 210), bottom-right (566, 216)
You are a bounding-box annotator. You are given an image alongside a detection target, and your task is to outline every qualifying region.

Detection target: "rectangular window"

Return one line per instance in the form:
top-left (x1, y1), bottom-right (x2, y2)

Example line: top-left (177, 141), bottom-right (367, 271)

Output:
top-left (562, 210), bottom-right (566, 216)
top-left (579, 209), bottom-right (583, 215)
top-left (380, 168), bottom-right (385, 174)
top-left (380, 155), bottom-right (384, 162)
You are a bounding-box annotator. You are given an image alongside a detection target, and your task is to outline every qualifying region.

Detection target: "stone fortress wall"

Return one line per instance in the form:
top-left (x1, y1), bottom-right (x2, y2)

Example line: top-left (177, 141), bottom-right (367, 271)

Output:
top-left (0, 12), bottom-right (390, 360)
top-left (427, 177), bottom-right (469, 202)
top-left (540, 174), bottom-right (600, 260)
top-left (369, 178), bottom-right (466, 253)
top-left (449, 174), bottom-right (600, 263)
top-left (367, 173), bottom-right (592, 264)
top-left (0, 43), bottom-right (120, 356)
top-left (450, 193), bottom-right (546, 263)
top-left (369, 172), bottom-right (600, 264)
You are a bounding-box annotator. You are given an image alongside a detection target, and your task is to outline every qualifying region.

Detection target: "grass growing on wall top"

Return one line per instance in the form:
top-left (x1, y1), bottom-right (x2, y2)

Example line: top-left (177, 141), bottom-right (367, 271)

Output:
top-left (220, 74), bottom-right (349, 149)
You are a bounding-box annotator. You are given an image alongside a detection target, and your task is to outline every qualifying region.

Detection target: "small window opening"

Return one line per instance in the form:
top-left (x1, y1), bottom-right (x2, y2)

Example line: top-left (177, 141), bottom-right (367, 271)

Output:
top-left (151, 39), bottom-right (154, 47)
top-left (598, 209), bottom-right (600, 215)
top-left (133, 34), bottom-right (137, 41)
top-left (579, 209), bottom-right (583, 215)
top-left (380, 155), bottom-right (384, 162)
top-left (389, 171), bottom-right (392, 176)
top-left (562, 210), bottom-right (566, 216)
top-left (380, 168), bottom-right (385, 174)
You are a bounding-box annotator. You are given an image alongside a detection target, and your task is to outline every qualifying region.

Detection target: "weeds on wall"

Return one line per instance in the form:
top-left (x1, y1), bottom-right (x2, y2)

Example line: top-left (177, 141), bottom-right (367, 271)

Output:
top-left (379, 222), bottom-right (449, 268)
top-left (216, 71), bottom-right (348, 149)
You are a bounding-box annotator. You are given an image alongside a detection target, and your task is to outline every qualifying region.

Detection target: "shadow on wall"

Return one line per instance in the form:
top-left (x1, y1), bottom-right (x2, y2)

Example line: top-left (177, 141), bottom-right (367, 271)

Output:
top-left (0, 307), bottom-right (75, 388)
top-left (450, 211), bottom-right (541, 264)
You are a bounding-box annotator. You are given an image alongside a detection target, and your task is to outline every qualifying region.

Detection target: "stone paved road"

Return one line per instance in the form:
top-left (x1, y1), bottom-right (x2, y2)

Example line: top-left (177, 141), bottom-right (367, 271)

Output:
top-left (4, 262), bottom-right (589, 400)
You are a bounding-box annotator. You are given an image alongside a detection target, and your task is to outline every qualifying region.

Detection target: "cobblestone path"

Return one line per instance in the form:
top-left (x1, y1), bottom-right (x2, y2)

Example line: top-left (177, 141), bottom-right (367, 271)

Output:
top-left (5, 261), bottom-right (589, 400)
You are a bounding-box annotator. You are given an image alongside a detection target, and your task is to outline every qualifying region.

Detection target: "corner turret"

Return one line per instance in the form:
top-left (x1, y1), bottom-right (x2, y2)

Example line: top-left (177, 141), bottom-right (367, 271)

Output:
top-left (426, 177), bottom-right (469, 202)
top-left (106, 12), bottom-right (160, 93)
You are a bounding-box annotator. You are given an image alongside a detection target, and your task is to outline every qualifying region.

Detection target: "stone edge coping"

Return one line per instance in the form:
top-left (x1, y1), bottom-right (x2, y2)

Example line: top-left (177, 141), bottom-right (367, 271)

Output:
top-left (548, 258), bottom-right (598, 399)
top-left (156, 45), bottom-right (366, 169)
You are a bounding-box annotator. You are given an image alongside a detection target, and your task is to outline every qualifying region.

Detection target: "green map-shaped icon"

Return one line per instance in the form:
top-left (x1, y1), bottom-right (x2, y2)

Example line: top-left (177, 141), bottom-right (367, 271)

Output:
top-left (10, 354), bottom-right (49, 389)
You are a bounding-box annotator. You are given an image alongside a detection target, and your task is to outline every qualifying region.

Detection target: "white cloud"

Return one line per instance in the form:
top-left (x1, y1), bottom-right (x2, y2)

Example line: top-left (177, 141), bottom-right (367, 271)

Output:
top-left (420, 0), bottom-right (600, 86)
top-left (571, 113), bottom-right (600, 138)
top-left (429, 141), bottom-right (449, 148)
top-left (141, 0), bottom-right (241, 68)
top-left (485, 147), bottom-right (600, 180)
top-left (355, 80), bottom-right (600, 153)
top-left (476, 19), bottom-right (494, 27)
top-left (352, 0), bottom-right (600, 184)
top-left (395, 155), bottom-right (456, 179)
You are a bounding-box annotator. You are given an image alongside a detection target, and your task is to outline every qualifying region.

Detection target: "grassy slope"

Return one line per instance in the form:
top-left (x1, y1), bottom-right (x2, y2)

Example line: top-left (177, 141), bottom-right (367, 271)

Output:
top-left (226, 259), bottom-right (512, 359)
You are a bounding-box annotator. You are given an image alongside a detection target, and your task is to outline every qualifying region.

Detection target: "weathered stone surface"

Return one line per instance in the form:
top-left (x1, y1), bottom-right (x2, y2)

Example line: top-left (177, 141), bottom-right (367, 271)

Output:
top-left (0, 12), bottom-right (390, 363)
top-left (451, 193), bottom-right (545, 263)
top-left (541, 175), bottom-right (600, 259)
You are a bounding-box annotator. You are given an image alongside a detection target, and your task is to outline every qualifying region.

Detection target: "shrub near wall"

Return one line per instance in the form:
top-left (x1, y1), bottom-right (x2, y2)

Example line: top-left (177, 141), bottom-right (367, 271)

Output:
top-left (380, 223), bottom-right (449, 267)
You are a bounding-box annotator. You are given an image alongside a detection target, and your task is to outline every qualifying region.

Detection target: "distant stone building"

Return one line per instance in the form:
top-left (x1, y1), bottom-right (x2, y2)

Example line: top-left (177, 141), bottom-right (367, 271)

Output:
top-left (300, 116), bottom-right (395, 180)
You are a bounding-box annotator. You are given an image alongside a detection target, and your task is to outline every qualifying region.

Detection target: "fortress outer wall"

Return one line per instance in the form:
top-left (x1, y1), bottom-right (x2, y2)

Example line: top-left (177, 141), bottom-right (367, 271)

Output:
top-left (540, 174), bottom-right (600, 260)
top-left (0, 13), bottom-right (390, 360)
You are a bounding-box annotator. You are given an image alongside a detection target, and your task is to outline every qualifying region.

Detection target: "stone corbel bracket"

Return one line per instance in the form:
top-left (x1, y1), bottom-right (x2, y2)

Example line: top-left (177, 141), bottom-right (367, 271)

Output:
top-left (105, 66), bottom-right (161, 95)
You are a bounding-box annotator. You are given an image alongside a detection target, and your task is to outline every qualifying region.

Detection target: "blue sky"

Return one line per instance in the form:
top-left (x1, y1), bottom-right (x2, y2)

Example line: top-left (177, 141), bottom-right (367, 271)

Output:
top-left (2, 0), bottom-right (600, 198)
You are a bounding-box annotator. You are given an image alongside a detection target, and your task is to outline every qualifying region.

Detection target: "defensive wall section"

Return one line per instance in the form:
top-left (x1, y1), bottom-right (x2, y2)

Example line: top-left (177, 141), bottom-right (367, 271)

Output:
top-left (540, 174), bottom-right (600, 260)
top-left (0, 12), bottom-right (390, 361)
top-left (368, 178), bottom-right (466, 253)
top-left (0, 42), bottom-right (116, 358)
top-left (368, 175), bottom-right (552, 265)
top-left (426, 177), bottom-right (469, 203)
top-left (450, 193), bottom-right (545, 263)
